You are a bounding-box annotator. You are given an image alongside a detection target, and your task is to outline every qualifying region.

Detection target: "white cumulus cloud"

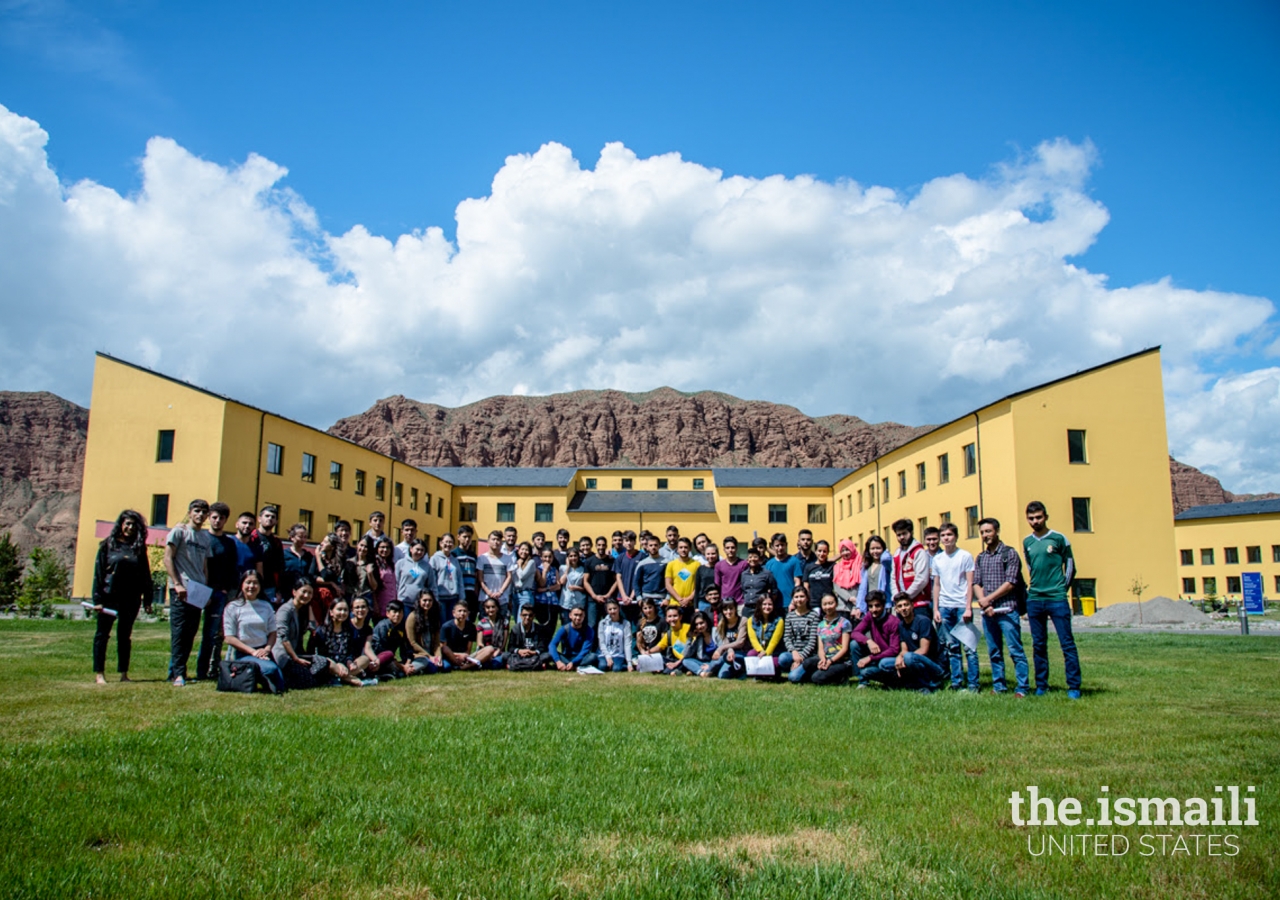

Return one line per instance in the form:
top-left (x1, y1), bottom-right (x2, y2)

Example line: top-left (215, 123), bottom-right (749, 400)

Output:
top-left (0, 104), bottom-right (1275, 491)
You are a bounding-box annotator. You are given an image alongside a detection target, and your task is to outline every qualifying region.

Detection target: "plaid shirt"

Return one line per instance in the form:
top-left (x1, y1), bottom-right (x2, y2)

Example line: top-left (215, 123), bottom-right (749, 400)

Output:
top-left (974, 543), bottom-right (1021, 615)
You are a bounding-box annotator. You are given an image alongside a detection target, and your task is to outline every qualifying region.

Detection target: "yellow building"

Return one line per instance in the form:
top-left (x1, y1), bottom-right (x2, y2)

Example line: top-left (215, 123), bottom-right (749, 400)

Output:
top-left (75, 348), bottom-right (1182, 608)
top-left (832, 347), bottom-right (1178, 606)
top-left (1173, 500), bottom-right (1280, 601)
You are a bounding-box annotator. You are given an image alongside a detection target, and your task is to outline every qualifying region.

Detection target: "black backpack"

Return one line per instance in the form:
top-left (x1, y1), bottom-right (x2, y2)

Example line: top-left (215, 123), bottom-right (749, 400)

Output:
top-left (1007, 545), bottom-right (1028, 615)
top-left (217, 659), bottom-right (281, 694)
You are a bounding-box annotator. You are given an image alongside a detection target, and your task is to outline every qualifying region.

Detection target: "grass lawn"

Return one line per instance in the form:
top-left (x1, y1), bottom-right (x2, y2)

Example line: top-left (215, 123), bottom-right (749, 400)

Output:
top-left (0, 620), bottom-right (1276, 899)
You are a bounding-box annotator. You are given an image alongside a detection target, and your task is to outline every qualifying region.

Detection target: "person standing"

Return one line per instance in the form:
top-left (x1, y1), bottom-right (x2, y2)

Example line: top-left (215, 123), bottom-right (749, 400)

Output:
top-left (252, 506), bottom-right (285, 603)
top-left (232, 511), bottom-right (264, 581)
top-left (890, 519), bottom-right (932, 621)
top-left (855, 535), bottom-right (891, 617)
top-left (930, 522), bottom-right (978, 692)
top-left (281, 524), bottom-right (317, 602)
top-left (478, 531), bottom-right (513, 618)
top-left (664, 537), bottom-right (700, 611)
top-left (394, 519), bottom-right (418, 564)
top-left (831, 539), bottom-right (862, 619)
top-left (198, 503), bottom-right (240, 680)
top-left (163, 498), bottom-right (211, 687)
top-left (429, 533), bottom-right (464, 624)
top-left (1022, 502), bottom-right (1082, 699)
top-left (91, 509), bottom-right (153, 684)
top-left (584, 535), bottom-right (617, 629)
top-left (973, 517), bottom-right (1030, 697)
top-left (714, 536), bottom-right (747, 608)
top-left (803, 541), bottom-right (836, 616)
top-left (764, 533), bottom-right (804, 611)
top-left (659, 526), bottom-right (681, 562)
top-left (633, 534), bottom-right (669, 610)
top-left (738, 546), bottom-right (778, 619)
top-left (453, 525), bottom-right (480, 617)
top-left (612, 530), bottom-right (642, 625)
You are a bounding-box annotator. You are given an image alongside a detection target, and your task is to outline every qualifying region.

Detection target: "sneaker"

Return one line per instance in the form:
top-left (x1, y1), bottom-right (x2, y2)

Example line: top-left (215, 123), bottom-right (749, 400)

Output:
top-left (1034, 688), bottom-right (1047, 696)
top-left (1013, 691), bottom-right (1027, 698)
top-left (1067, 689), bottom-right (1082, 700)
top-left (992, 688), bottom-right (1006, 695)
top-left (918, 687), bottom-right (934, 695)
top-left (172, 676), bottom-right (186, 687)
top-left (856, 683), bottom-right (870, 690)
top-left (360, 678), bottom-right (379, 687)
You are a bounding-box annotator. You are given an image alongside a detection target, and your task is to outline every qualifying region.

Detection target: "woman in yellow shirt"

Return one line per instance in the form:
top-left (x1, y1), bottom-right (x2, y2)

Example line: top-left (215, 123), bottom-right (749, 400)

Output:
top-left (746, 589), bottom-right (785, 676)
top-left (654, 604), bottom-right (692, 674)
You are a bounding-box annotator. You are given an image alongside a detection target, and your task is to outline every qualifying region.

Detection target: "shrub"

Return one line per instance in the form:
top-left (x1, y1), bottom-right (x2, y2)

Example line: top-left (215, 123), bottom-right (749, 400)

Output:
top-left (18, 548), bottom-right (71, 618)
top-left (0, 532), bottom-right (20, 610)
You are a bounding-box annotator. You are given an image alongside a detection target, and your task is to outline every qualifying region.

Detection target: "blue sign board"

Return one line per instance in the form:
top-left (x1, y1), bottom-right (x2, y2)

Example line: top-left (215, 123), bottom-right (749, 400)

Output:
top-left (1242, 572), bottom-right (1265, 615)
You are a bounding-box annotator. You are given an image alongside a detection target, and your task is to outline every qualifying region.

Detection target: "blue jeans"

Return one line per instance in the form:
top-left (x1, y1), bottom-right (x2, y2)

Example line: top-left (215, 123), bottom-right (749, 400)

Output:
top-left (234, 653), bottom-right (286, 693)
top-left (868, 652), bottom-right (945, 690)
top-left (711, 655), bottom-right (745, 679)
top-left (681, 657), bottom-right (713, 675)
top-left (778, 651), bottom-right (809, 683)
top-left (586, 601), bottom-right (601, 630)
top-left (939, 607), bottom-right (980, 689)
top-left (983, 611), bottom-right (1029, 693)
top-left (514, 590), bottom-right (535, 615)
top-left (602, 655), bottom-right (628, 672)
top-left (1026, 599), bottom-right (1081, 691)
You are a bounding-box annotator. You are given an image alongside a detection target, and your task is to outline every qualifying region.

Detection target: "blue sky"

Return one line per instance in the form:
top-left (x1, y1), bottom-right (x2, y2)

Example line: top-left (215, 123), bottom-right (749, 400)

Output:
top-left (1, 0), bottom-right (1278, 489)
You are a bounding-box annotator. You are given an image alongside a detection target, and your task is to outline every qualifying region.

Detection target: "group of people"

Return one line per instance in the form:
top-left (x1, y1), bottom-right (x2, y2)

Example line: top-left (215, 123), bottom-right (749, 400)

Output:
top-left (89, 497), bottom-right (1083, 698)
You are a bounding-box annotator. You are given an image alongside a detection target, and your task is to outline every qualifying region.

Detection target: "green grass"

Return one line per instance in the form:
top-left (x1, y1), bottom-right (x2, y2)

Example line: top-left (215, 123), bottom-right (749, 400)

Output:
top-left (0, 620), bottom-right (1276, 899)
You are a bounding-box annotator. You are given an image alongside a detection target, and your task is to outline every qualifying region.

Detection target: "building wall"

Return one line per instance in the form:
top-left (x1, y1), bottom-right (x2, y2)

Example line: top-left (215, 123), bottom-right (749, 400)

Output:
top-left (1173, 515), bottom-right (1280, 599)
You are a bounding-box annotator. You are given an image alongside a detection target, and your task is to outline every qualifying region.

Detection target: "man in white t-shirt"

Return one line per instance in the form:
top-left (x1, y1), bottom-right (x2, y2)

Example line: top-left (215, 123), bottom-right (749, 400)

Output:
top-left (930, 522), bottom-right (978, 691)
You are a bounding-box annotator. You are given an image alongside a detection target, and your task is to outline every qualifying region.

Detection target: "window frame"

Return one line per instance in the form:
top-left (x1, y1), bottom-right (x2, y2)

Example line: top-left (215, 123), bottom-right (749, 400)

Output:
top-left (692, 478), bottom-right (704, 490)
top-left (965, 505), bottom-right (980, 540)
top-left (1179, 549), bottom-right (1193, 566)
top-left (354, 469), bottom-right (365, 495)
top-left (1067, 429), bottom-right (1088, 464)
top-left (496, 503), bottom-right (516, 523)
top-left (768, 504), bottom-right (788, 524)
top-left (807, 504), bottom-right (827, 525)
top-left (266, 442), bottom-right (283, 475)
top-left (329, 461), bottom-right (343, 491)
top-left (1246, 546), bottom-right (1261, 564)
top-left (897, 470), bottom-right (907, 498)
top-left (1224, 547), bottom-right (1240, 565)
top-left (1071, 497), bottom-right (1092, 533)
top-left (1182, 577), bottom-right (1196, 595)
top-left (301, 453), bottom-right (316, 483)
top-left (534, 503), bottom-right (554, 523)
top-left (729, 504), bottom-right (749, 524)
top-left (156, 429), bottom-right (175, 463)
top-left (938, 453), bottom-right (950, 484)
top-left (962, 443), bottom-right (977, 477)
top-left (298, 509), bottom-right (313, 539)
top-left (374, 476), bottom-right (385, 501)
top-left (656, 478), bottom-right (669, 490)
top-left (459, 503), bottom-right (477, 523)
top-left (1200, 548), bottom-right (1214, 566)
top-left (621, 478), bottom-right (633, 490)
top-left (585, 478), bottom-right (597, 490)
top-left (151, 493), bottom-right (170, 528)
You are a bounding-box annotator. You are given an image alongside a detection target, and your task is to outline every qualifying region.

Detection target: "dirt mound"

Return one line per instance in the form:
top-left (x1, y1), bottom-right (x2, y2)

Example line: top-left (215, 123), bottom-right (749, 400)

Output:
top-left (1088, 596), bottom-right (1211, 626)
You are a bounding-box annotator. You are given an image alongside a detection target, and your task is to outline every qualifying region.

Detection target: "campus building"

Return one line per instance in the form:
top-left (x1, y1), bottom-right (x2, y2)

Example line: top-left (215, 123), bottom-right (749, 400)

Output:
top-left (1173, 499), bottom-right (1280, 602)
top-left (73, 348), bottom-right (1213, 607)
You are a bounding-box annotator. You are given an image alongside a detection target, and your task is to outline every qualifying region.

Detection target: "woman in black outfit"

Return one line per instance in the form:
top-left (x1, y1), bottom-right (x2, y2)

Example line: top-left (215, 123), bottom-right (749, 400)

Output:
top-left (92, 509), bottom-right (154, 684)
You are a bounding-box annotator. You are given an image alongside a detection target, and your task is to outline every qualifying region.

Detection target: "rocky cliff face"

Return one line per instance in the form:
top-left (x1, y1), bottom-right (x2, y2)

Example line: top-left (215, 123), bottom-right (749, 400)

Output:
top-left (1169, 456), bottom-right (1280, 514)
top-left (328, 387), bottom-right (931, 469)
top-left (0, 392), bottom-right (88, 567)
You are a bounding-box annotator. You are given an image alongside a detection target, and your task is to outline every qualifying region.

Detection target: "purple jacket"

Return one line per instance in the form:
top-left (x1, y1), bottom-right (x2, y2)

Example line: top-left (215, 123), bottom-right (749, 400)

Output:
top-left (851, 611), bottom-right (901, 664)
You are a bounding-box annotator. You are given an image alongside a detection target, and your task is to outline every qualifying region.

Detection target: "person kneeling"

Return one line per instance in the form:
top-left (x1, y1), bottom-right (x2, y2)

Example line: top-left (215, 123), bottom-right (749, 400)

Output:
top-left (550, 607), bottom-right (598, 671)
top-left (508, 605), bottom-right (552, 671)
top-left (851, 591), bottom-right (899, 686)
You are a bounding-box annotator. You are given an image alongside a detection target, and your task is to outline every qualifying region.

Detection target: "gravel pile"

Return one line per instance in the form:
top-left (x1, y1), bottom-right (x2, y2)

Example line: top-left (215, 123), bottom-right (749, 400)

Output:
top-left (1086, 596), bottom-right (1212, 626)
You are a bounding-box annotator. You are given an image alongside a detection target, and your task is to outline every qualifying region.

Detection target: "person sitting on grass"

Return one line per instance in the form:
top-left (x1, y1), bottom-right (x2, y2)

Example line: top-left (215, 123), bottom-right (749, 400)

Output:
top-left (368, 600), bottom-right (413, 678)
top-left (406, 591), bottom-right (447, 675)
top-left (221, 570), bottom-right (285, 692)
top-left (866, 593), bottom-right (945, 693)
top-left (633, 598), bottom-right (667, 666)
top-left (799, 594), bottom-right (853, 686)
top-left (306, 598), bottom-right (370, 686)
top-left (271, 577), bottom-right (348, 690)
top-left (680, 610), bottom-right (719, 676)
top-left (745, 590), bottom-right (785, 677)
top-left (507, 604), bottom-right (552, 671)
top-left (851, 590), bottom-right (899, 685)
top-left (596, 599), bottom-right (633, 672)
top-left (709, 598), bottom-right (747, 679)
top-left (475, 598), bottom-right (508, 669)
top-left (780, 587), bottom-right (820, 683)
top-left (440, 601), bottom-right (483, 670)
top-left (550, 606), bottom-right (598, 672)
top-left (350, 596), bottom-right (374, 651)
top-left (653, 604), bottom-right (692, 674)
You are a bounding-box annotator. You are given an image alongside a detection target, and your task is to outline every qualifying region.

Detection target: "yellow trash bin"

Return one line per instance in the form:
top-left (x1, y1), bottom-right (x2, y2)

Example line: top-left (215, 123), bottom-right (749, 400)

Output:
top-left (1080, 596), bottom-right (1097, 616)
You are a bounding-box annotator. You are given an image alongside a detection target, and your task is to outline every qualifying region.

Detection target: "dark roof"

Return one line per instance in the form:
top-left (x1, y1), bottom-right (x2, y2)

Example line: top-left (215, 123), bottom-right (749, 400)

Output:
top-left (712, 467), bottom-right (853, 488)
top-left (1175, 498), bottom-right (1280, 521)
top-left (421, 467), bottom-right (579, 487)
top-left (567, 491), bottom-right (718, 514)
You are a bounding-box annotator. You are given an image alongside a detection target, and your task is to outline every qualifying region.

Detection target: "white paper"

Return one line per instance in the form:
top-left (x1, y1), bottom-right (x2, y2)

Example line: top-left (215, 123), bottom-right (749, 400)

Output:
top-left (182, 576), bottom-right (213, 610)
top-left (950, 621), bottom-right (980, 653)
top-left (82, 601), bottom-right (118, 617)
top-left (576, 665), bottom-right (604, 675)
top-left (635, 654), bottom-right (665, 673)
top-left (746, 656), bottom-right (776, 677)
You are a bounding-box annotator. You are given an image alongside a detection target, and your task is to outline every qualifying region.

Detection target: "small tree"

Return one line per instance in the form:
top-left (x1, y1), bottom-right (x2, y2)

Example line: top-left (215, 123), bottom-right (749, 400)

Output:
top-left (18, 548), bottom-right (71, 618)
top-left (0, 532), bottom-right (21, 611)
top-left (1129, 575), bottom-right (1150, 624)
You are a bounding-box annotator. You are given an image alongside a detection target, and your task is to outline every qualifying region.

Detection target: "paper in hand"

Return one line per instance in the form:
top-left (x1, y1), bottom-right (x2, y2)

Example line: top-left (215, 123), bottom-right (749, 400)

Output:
top-left (182, 576), bottom-right (214, 610)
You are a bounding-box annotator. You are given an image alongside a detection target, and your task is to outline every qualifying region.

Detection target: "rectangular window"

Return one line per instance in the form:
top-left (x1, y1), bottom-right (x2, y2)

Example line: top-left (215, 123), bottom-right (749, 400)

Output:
top-left (585, 478), bottom-right (597, 489)
top-left (497, 503), bottom-right (515, 522)
top-left (1067, 429), bottom-right (1088, 464)
top-left (656, 478), bottom-right (668, 490)
top-left (437, 498), bottom-right (443, 518)
top-left (1201, 548), bottom-right (1214, 566)
top-left (394, 482), bottom-right (403, 506)
top-left (963, 443), bottom-right (977, 477)
top-left (1274, 545), bottom-right (1280, 563)
top-left (1227, 576), bottom-right (1243, 594)
top-left (868, 484), bottom-right (875, 508)
top-left (1071, 497), bottom-right (1092, 533)
top-left (156, 429), bottom-right (175, 463)
top-left (621, 478), bottom-right (633, 490)
top-left (375, 476), bottom-right (385, 501)
top-left (329, 462), bottom-right (342, 490)
top-left (535, 503), bottom-right (554, 522)
top-left (1180, 549), bottom-right (1194, 566)
top-left (916, 462), bottom-right (926, 491)
top-left (692, 478), bottom-right (704, 490)
top-left (838, 498), bottom-right (845, 519)
top-left (354, 469), bottom-right (365, 495)
top-left (965, 505), bottom-right (980, 540)
top-left (1275, 575), bottom-right (1280, 594)
top-left (459, 503), bottom-right (477, 522)
top-left (298, 509), bottom-right (312, 539)
top-left (768, 504), bottom-right (787, 524)
top-left (353, 519), bottom-right (363, 540)
top-left (807, 504), bottom-right (826, 524)
top-left (151, 493), bottom-right (169, 528)
top-left (1224, 547), bottom-right (1239, 565)
top-left (409, 487), bottom-right (418, 511)
top-left (918, 517), bottom-right (928, 535)
top-left (301, 453), bottom-right (316, 483)
top-left (266, 442), bottom-right (283, 475)
top-left (729, 504), bottom-right (749, 523)
top-left (1246, 546), bottom-right (1261, 564)
top-left (897, 470), bottom-right (907, 498)
top-left (1203, 576), bottom-right (1217, 596)
top-left (1182, 577), bottom-right (1196, 594)
top-left (938, 453), bottom-right (950, 484)
top-left (327, 514), bottom-right (340, 533)
top-left (857, 489), bottom-right (864, 512)
top-left (940, 511), bottom-right (951, 524)
top-left (882, 477), bottom-right (890, 504)
top-left (425, 492), bottom-right (432, 515)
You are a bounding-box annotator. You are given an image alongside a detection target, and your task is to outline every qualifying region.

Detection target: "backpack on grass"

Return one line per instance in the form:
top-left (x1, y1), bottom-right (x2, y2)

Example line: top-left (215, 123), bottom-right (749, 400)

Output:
top-left (216, 659), bottom-right (281, 694)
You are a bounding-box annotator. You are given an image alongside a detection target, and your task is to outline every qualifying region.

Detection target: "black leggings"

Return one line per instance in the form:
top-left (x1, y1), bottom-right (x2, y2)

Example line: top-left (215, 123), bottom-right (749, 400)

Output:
top-left (92, 596), bottom-right (143, 674)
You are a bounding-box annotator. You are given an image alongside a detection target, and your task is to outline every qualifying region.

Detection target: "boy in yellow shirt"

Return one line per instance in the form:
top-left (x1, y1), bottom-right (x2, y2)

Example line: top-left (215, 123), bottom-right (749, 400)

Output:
top-left (664, 538), bottom-right (700, 611)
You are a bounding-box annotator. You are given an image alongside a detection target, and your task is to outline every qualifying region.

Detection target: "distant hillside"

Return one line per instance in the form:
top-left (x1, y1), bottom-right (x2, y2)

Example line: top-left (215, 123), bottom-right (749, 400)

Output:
top-left (328, 387), bottom-right (931, 469)
top-left (1169, 456), bottom-right (1280, 514)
